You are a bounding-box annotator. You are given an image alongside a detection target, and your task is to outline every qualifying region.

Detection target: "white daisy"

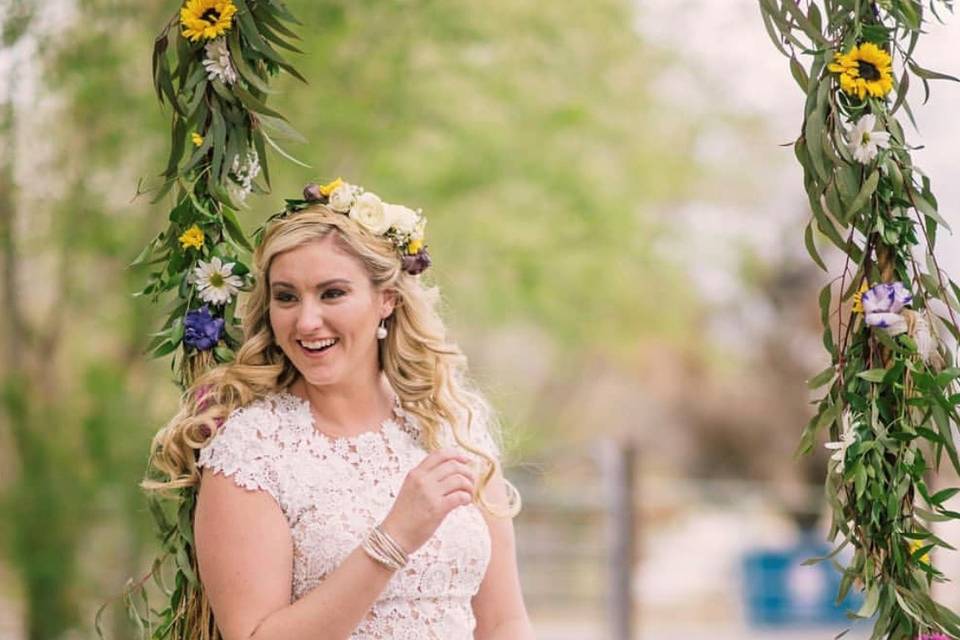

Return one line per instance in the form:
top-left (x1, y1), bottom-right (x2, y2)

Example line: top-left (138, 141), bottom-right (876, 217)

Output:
top-left (824, 410), bottom-right (857, 474)
top-left (202, 38), bottom-right (237, 85)
top-left (847, 114), bottom-right (891, 164)
top-left (193, 257), bottom-right (243, 305)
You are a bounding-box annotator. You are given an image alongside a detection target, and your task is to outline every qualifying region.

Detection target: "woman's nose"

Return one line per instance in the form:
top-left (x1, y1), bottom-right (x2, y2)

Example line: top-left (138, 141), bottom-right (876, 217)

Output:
top-left (295, 299), bottom-right (324, 334)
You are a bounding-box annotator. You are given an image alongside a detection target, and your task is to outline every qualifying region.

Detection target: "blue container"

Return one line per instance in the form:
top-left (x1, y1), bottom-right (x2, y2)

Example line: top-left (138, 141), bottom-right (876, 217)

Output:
top-left (742, 537), bottom-right (863, 626)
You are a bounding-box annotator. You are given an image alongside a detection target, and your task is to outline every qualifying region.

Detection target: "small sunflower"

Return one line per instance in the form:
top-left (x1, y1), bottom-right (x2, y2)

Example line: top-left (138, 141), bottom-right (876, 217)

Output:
top-left (406, 238), bottom-right (423, 255)
top-left (828, 42), bottom-right (894, 100)
top-left (191, 132), bottom-right (204, 147)
top-left (179, 224), bottom-right (205, 251)
top-left (180, 0), bottom-right (238, 42)
top-left (909, 538), bottom-right (931, 565)
top-left (851, 280), bottom-right (869, 314)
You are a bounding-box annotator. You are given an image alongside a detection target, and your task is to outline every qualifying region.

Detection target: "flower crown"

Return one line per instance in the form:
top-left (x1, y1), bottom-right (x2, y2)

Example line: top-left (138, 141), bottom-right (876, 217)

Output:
top-left (259, 178), bottom-right (432, 276)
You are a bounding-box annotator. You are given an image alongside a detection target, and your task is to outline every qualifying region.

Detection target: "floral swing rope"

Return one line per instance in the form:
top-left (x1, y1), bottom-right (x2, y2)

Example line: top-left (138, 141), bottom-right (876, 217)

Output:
top-left (760, 1), bottom-right (960, 637)
top-left (96, 1), bottom-right (306, 637)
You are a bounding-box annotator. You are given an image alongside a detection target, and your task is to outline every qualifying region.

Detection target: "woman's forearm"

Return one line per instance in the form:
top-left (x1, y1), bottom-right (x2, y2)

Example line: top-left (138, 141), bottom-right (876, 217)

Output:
top-left (249, 544), bottom-right (395, 640)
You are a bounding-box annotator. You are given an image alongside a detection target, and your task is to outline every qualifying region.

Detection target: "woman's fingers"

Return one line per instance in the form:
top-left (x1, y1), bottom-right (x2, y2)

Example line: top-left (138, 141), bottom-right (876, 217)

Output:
top-left (420, 448), bottom-right (470, 471)
top-left (430, 458), bottom-right (477, 483)
top-left (437, 473), bottom-right (475, 498)
top-left (441, 490), bottom-right (474, 511)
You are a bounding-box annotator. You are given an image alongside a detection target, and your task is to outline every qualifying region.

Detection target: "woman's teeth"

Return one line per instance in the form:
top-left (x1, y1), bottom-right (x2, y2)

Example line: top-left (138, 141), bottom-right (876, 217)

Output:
top-left (299, 338), bottom-right (338, 352)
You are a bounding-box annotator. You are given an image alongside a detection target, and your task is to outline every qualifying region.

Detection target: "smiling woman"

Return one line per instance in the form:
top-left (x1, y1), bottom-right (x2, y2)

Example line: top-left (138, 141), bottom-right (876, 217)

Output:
top-left (143, 198), bottom-right (532, 640)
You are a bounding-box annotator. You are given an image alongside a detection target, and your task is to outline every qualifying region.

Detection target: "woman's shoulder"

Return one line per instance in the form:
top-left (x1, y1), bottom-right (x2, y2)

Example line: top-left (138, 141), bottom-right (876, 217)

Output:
top-left (214, 390), bottom-right (304, 441)
top-left (196, 391), bottom-right (302, 500)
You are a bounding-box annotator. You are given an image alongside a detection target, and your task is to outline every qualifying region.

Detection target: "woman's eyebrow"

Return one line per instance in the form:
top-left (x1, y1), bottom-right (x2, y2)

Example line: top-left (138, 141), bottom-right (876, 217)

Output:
top-left (271, 278), bottom-right (352, 290)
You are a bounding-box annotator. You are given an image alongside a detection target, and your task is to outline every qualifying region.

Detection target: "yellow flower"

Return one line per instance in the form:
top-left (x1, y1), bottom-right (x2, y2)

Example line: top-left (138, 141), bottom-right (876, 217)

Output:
top-left (191, 132), bottom-right (204, 147)
top-left (180, 0), bottom-right (238, 42)
top-left (319, 177), bottom-right (344, 197)
top-left (909, 538), bottom-right (931, 565)
top-left (828, 43), bottom-right (894, 100)
top-left (179, 225), bottom-right (205, 251)
top-left (406, 238), bottom-right (423, 255)
top-left (852, 280), bottom-right (869, 314)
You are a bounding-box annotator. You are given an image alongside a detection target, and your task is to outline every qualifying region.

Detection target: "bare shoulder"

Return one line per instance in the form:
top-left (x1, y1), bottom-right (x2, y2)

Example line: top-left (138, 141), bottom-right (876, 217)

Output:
top-left (194, 466), bottom-right (293, 640)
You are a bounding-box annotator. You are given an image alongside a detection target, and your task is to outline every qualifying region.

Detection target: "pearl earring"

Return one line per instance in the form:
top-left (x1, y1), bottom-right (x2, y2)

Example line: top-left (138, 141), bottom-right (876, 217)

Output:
top-left (376, 318), bottom-right (388, 339)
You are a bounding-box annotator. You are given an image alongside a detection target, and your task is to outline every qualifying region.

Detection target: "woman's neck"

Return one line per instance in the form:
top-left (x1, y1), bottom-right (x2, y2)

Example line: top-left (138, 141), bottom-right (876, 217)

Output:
top-left (289, 372), bottom-right (396, 437)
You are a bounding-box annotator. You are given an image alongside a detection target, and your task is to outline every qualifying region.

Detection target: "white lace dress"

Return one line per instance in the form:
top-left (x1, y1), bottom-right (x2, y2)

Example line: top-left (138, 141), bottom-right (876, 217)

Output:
top-left (196, 390), bottom-right (495, 639)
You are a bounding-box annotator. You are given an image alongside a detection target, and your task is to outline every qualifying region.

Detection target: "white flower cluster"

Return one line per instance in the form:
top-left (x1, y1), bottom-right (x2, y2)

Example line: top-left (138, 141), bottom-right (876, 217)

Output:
top-left (327, 181), bottom-right (426, 248)
top-left (824, 409), bottom-right (857, 474)
top-left (228, 150), bottom-right (261, 204)
top-left (203, 38), bottom-right (237, 85)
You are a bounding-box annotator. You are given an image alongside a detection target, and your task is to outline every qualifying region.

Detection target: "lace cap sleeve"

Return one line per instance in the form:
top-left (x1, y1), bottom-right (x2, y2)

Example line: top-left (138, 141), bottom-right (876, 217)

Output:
top-left (197, 401), bottom-right (283, 503)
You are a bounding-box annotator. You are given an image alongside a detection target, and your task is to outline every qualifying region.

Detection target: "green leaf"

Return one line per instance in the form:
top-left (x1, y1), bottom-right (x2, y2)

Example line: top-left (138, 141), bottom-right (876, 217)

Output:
top-left (227, 28), bottom-right (272, 94)
top-left (856, 584), bottom-right (880, 618)
top-left (789, 55), bottom-right (809, 92)
top-left (221, 207), bottom-right (255, 252)
top-left (804, 220), bottom-right (828, 271)
top-left (808, 365), bottom-right (836, 389)
top-left (234, 84), bottom-right (287, 120)
top-left (857, 368), bottom-right (888, 383)
top-left (846, 169), bottom-right (879, 218)
top-left (931, 487), bottom-right (960, 505)
top-left (261, 128), bottom-right (311, 168)
top-left (912, 187), bottom-right (952, 232)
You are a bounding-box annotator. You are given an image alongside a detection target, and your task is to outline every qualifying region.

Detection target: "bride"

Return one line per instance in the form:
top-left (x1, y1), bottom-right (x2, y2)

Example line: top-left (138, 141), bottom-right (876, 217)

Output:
top-left (145, 180), bottom-right (535, 639)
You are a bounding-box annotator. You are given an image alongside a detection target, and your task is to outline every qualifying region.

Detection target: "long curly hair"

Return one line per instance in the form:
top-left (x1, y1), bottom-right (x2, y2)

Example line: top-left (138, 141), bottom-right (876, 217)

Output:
top-left (140, 204), bottom-right (521, 638)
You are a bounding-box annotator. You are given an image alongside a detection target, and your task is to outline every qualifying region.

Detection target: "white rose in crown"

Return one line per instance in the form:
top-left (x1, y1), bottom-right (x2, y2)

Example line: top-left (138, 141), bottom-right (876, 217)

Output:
top-left (385, 203), bottom-right (419, 235)
top-left (349, 191), bottom-right (391, 234)
top-left (328, 183), bottom-right (356, 213)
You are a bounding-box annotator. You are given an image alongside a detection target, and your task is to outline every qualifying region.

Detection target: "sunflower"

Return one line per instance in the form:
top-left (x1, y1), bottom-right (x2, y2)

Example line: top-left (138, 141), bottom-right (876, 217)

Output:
top-left (828, 42), bottom-right (894, 100)
top-left (909, 538), bottom-right (931, 565)
top-left (180, 0), bottom-right (238, 42)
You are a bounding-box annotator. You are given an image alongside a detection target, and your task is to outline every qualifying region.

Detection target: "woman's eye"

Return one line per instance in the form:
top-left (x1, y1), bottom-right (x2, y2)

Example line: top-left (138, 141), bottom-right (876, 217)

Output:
top-left (323, 289), bottom-right (346, 299)
top-left (274, 293), bottom-right (297, 303)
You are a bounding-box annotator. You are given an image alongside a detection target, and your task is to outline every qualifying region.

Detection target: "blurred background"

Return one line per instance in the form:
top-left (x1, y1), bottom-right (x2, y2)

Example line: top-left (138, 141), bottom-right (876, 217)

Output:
top-left (2, 0), bottom-right (960, 638)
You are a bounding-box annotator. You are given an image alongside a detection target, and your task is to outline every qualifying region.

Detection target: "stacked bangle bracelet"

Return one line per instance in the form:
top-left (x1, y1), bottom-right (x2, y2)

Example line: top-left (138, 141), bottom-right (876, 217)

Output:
top-left (362, 523), bottom-right (409, 571)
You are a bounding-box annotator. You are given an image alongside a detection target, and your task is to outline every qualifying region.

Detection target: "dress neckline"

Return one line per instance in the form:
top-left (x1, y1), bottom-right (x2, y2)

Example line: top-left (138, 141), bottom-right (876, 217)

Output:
top-left (275, 389), bottom-right (407, 443)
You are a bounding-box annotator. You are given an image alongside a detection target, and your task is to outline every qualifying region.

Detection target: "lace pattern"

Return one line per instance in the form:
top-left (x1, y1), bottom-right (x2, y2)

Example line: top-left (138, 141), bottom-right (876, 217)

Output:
top-left (197, 391), bottom-right (495, 639)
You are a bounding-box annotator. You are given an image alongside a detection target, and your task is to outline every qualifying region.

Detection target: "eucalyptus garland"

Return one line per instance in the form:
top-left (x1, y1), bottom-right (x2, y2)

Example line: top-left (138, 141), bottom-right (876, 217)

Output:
top-left (97, 1), bottom-right (305, 637)
top-left (760, 0), bottom-right (960, 637)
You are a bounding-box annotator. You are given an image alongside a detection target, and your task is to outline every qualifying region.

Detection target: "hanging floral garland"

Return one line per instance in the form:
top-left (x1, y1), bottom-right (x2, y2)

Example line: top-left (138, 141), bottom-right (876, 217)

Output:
top-left (760, 0), bottom-right (960, 637)
top-left (97, 1), bottom-right (305, 637)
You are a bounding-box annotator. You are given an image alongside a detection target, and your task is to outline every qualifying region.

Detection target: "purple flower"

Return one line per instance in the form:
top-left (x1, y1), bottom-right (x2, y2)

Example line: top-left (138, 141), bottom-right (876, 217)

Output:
top-left (401, 246), bottom-right (432, 275)
top-left (862, 282), bottom-right (911, 336)
top-left (862, 281), bottom-right (912, 314)
top-left (918, 634), bottom-right (950, 640)
top-left (183, 305), bottom-right (225, 351)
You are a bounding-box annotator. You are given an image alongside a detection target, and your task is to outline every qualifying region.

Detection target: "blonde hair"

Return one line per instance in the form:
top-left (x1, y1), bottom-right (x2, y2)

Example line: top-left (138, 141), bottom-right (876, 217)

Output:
top-left (141, 204), bottom-right (521, 638)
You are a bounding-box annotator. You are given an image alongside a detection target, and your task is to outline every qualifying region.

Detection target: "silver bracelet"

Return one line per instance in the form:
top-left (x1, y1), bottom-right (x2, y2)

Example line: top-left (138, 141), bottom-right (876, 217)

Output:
top-left (362, 524), bottom-right (409, 571)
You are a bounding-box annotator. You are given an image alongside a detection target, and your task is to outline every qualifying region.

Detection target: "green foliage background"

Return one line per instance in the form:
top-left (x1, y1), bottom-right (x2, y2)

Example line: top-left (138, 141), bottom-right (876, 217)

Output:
top-left (0, 0), bottom-right (706, 637)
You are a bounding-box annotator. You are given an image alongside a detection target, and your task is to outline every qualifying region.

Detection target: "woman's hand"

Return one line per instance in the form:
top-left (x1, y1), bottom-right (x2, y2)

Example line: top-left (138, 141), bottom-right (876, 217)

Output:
top-left (380, 448), bottom-right (477, 555)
